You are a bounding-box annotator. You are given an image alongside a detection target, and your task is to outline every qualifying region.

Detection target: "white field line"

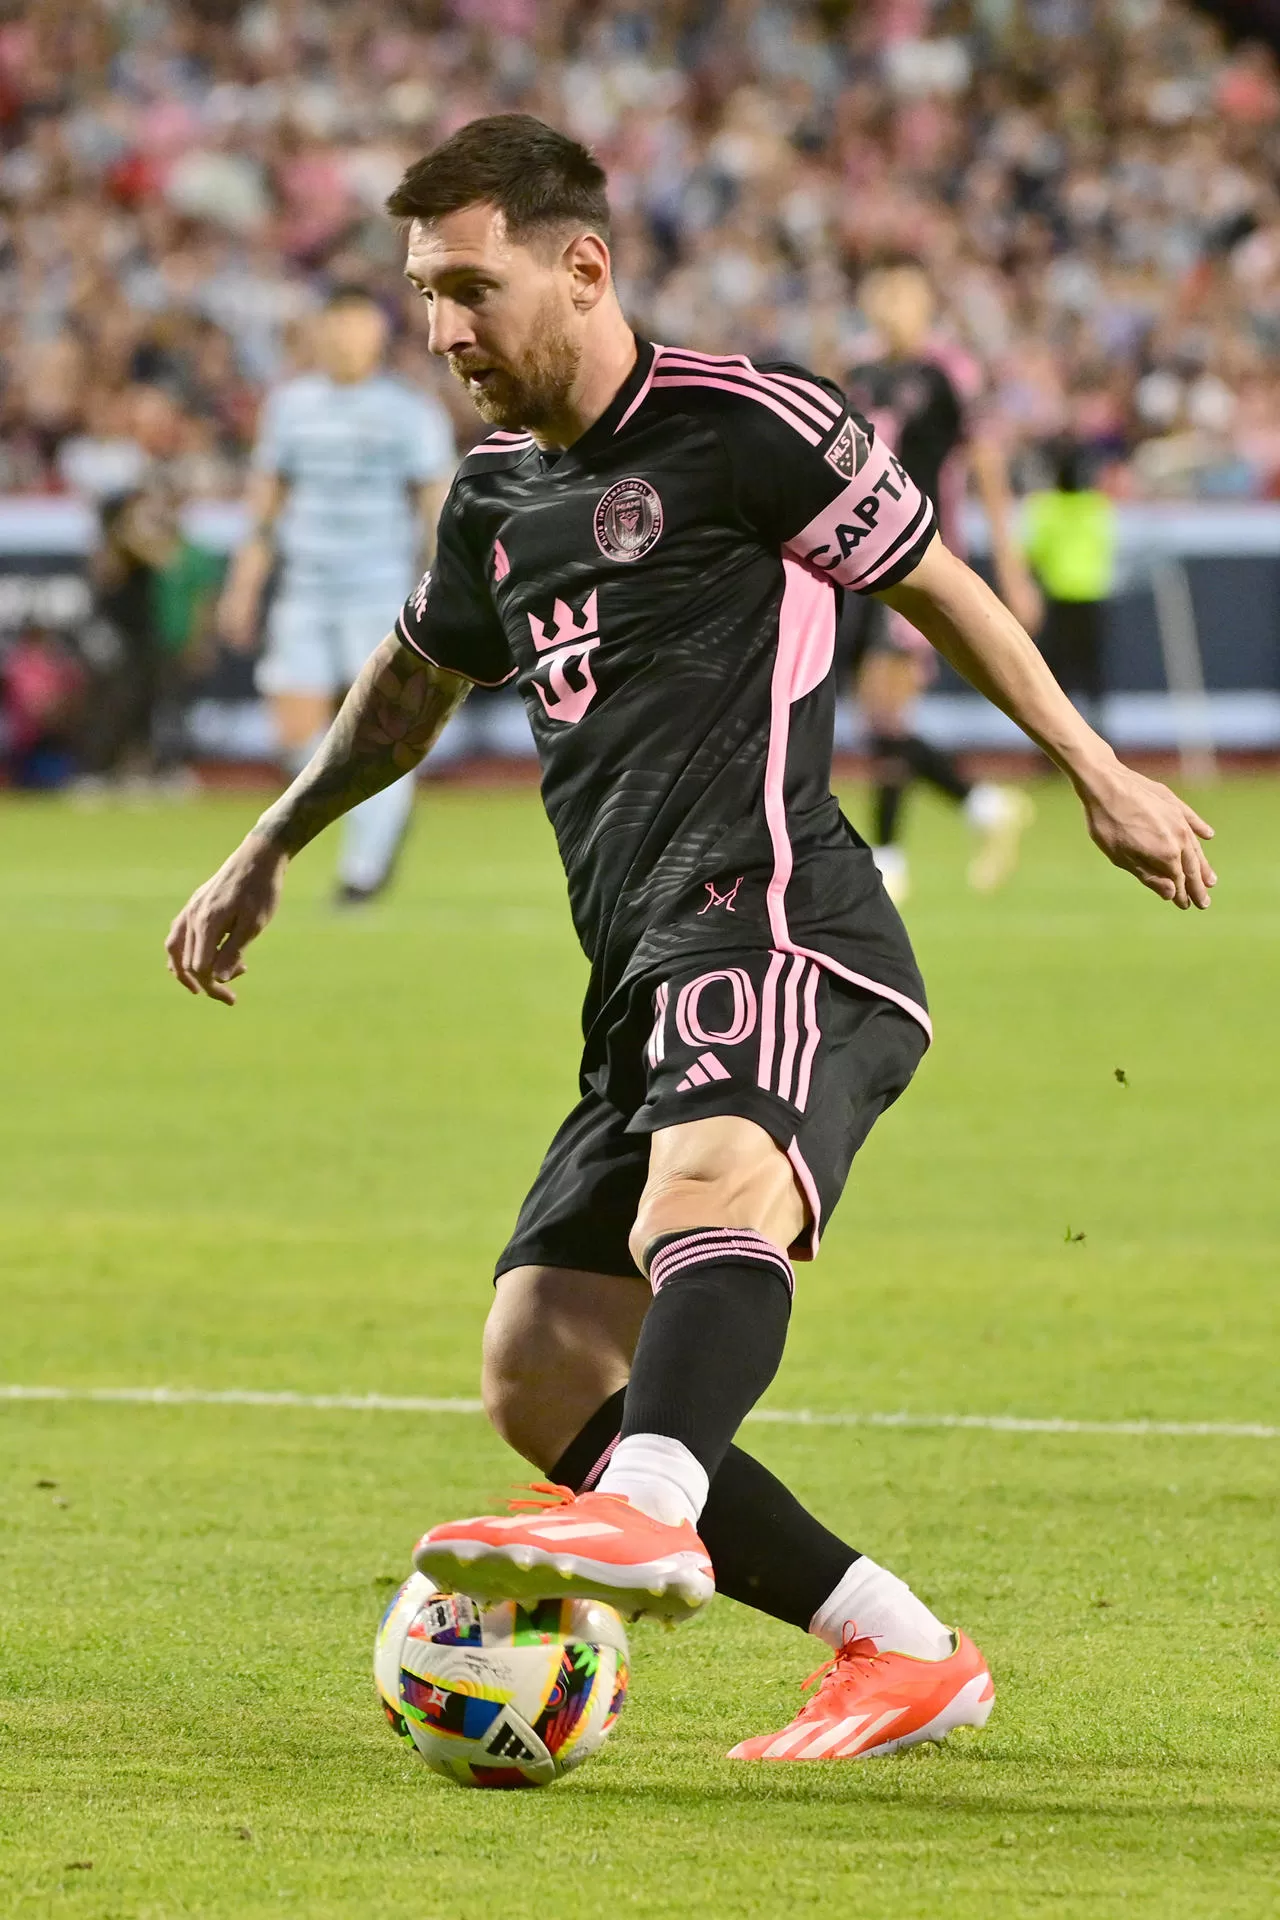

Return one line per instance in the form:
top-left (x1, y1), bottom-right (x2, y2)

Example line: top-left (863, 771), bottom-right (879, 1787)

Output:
top-left (1, 1384), bottom-right (1277, 1440)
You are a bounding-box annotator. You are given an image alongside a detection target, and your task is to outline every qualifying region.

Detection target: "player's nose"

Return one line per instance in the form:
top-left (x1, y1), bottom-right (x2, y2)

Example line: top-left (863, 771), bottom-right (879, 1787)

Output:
top-left (426, 298), bottom-right (474, 358)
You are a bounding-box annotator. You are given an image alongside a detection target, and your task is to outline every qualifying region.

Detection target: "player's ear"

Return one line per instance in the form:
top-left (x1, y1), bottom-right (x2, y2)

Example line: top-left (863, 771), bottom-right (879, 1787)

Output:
top-left (564, 231), bottom-right (611, 312)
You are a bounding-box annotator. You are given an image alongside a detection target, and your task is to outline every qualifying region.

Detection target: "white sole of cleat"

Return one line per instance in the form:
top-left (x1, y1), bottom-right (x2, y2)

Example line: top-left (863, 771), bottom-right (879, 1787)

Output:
top-left (413, 1536), bottom-right (714, 1623)
top-left (858, 1671), bottom-right (995, 1758)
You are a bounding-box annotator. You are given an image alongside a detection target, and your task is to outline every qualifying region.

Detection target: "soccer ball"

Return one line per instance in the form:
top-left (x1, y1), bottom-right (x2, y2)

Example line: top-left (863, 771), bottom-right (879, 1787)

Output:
top-left (374, 1570), bottom-right (629, 1788)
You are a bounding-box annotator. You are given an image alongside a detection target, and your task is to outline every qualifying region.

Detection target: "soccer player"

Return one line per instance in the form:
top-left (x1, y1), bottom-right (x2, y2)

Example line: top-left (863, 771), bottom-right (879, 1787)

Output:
top-left (845, 256), bottom-right (1042, 901)
top-left (166, 117), bottom-right (1215, 1762)
top-left (218, 284), bottom-right (455, 904)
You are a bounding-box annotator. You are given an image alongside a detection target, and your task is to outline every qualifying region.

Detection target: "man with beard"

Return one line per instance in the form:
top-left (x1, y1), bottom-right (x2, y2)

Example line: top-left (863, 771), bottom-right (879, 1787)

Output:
top-left (165, 116), bottom-right (1215, 1763)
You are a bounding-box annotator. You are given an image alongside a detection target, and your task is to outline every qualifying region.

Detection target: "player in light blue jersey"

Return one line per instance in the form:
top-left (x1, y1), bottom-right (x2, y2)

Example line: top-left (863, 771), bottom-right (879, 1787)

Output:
top-left (219, 285), bottom-right (455, 902)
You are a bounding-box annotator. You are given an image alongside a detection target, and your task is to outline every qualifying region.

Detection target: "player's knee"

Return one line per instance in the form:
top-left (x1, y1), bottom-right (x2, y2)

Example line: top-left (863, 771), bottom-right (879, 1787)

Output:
top-left (481, 1295), bottom-right (554, 1457)
top-left (481, 1266), bottom-right (639, 1470)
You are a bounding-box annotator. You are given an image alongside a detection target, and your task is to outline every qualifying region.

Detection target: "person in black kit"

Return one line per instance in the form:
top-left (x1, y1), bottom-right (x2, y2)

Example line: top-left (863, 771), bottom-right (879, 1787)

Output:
top-left (166, 116), bottom-right (1216, 1764)
top-left (845, 256), bottom-right (1042, 901)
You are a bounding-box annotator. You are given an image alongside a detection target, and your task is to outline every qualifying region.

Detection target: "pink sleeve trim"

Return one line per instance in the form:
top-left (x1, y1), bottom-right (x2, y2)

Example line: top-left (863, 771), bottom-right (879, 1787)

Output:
top-left (395, 613), bottom-right (517, 689)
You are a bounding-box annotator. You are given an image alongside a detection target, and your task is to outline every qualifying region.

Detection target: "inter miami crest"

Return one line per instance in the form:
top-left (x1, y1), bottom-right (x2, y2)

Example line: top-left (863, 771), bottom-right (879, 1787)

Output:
top-left (824, 417), bottom-right (871, 481)
top-left (594, 477), bottom-right (664, 563)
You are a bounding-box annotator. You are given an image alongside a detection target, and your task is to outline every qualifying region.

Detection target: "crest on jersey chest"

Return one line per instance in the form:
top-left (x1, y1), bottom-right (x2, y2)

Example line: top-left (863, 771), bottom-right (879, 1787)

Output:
top-left (593, 476), bottom-right (663, 563)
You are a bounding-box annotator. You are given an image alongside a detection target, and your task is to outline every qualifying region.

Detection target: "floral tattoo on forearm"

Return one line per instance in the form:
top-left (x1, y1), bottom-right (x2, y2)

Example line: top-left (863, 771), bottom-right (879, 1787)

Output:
top-left (253, 634), bottom-right (469, 857)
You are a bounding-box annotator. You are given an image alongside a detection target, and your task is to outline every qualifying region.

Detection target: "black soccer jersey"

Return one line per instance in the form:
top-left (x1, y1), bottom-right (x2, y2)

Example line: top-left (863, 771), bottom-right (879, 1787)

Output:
top-left (397, 338), bottom-right (937, 1089)
top-left (843, 355), bottom-right (965, 521)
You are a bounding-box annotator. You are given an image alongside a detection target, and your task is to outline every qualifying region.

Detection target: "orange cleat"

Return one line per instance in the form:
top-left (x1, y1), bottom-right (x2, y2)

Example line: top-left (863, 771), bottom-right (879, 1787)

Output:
top-left (412, 1482), bottom-right (715, 1624)
top-left (728, 1629), bottom-right (994, 1761)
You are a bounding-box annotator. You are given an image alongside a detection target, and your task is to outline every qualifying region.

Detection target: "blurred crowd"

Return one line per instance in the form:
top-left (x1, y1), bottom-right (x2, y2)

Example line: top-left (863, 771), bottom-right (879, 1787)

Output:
top-left (1, 0), bottom-right (1279, 509)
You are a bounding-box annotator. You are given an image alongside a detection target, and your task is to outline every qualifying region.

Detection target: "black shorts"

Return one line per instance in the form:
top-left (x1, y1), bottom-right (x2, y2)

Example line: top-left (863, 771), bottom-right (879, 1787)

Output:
top-left (495, 949), bottom-right (928, 1281)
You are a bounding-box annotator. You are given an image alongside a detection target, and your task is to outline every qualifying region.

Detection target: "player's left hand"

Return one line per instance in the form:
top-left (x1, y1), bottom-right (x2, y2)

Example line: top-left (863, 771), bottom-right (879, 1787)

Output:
top-left (1080, 762), bottom-right (1216, 909)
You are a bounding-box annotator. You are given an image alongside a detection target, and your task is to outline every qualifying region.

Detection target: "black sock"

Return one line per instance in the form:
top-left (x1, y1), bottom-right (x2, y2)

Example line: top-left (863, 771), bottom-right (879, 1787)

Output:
top-left (897, 733), bottom-right (970, 804)
top-left (551, 1386), bottom-right (858, 1633)
top-left (869, 734), bottom-right (910, 845)
top-left (618, 1228), bottom-right (793, 1483)
top-left (874, 779), bottom-right (905, 845)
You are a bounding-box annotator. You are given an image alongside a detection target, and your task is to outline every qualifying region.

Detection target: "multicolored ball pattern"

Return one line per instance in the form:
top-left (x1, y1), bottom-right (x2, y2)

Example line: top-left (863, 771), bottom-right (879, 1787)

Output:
top-left (374, 1571), bottom-right (629, 1788)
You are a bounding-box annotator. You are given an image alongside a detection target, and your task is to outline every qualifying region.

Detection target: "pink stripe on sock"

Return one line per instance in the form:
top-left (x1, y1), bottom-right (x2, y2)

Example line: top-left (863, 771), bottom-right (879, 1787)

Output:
top-left (648, 1228), bottom-right (795, 1298)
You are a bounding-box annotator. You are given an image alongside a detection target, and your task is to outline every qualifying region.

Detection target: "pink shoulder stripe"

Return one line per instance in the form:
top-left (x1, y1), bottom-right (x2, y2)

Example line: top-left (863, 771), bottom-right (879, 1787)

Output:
top-left (768, 370), bottom-right (844, 422)
top-left (650, 372), bottom-right (824, 445)
top-left (658, 350), bottom-right (837, 434)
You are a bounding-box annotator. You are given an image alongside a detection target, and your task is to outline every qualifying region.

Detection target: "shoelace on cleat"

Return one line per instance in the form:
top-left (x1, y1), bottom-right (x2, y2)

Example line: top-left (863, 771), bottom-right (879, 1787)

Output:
top-left (505, 1480), bottom-right (578, 1512)
top-left (801, 1635), bottom-right (888, 1704)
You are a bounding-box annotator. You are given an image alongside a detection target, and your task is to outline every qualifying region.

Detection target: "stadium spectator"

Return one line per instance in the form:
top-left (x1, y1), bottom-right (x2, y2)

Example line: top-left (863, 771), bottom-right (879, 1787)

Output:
top-left (0, 0), bottom-right (1275, 512)
top-left (0, 624), bottom-right (84, 788)
top-left (75, 482), bottom-right (218, 795)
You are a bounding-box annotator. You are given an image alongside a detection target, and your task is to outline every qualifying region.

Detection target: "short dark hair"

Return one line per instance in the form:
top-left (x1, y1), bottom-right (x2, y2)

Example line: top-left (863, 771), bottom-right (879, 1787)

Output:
top-left (386, 113), bottom-right (611, 247)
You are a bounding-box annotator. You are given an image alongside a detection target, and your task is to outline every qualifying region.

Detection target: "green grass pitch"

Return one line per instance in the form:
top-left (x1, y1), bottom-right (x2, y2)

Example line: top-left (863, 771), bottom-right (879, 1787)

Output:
top-left (2, 774), bottom-right (1278, 1918)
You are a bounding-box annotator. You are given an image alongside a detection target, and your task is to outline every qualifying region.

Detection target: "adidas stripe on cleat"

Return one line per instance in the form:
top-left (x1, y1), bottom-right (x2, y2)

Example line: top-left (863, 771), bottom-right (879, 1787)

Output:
top-left (413, 1484), bottom-right (715, 1624)
top-left (728, 1630), bottom-right (994, 1761)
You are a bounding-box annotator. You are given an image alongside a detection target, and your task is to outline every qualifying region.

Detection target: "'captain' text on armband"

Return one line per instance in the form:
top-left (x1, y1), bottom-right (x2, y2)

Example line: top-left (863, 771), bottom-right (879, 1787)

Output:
top-left (801, 458), bottom-right (910, 570)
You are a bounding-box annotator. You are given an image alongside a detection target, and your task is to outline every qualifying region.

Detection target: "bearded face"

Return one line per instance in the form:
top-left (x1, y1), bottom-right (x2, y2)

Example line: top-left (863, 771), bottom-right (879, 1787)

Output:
top-left (448, 285), bottom-right (582, 433)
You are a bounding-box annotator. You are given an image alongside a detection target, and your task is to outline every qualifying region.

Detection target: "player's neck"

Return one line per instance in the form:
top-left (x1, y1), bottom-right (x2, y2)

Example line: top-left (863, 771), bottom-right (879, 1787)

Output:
top-left (530, 312), bottom-right (638, 452)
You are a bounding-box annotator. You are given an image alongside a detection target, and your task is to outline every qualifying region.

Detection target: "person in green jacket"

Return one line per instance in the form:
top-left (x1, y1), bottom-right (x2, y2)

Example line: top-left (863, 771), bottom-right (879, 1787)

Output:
top-left (1023, 442), bottom-right (1118, 733)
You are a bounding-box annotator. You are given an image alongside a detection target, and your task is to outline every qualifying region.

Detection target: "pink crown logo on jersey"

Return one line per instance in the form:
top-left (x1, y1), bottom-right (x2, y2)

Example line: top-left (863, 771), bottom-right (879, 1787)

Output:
top-left (527, 590), bottom-right (599, 654)
top-left (528, 590), bottom-right (601, 726)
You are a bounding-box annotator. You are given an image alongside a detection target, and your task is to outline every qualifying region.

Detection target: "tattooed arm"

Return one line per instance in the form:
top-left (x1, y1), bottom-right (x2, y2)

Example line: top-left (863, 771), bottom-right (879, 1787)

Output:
top-left (165, 635), bottom-right (469, 1003)
top-left (255, 633), bottom-right (467, 855)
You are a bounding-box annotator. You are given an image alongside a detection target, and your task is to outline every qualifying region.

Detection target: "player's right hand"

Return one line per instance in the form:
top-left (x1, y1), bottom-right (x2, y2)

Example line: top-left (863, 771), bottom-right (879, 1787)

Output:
top-left (165, 836), bottom-right (289, 1004)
